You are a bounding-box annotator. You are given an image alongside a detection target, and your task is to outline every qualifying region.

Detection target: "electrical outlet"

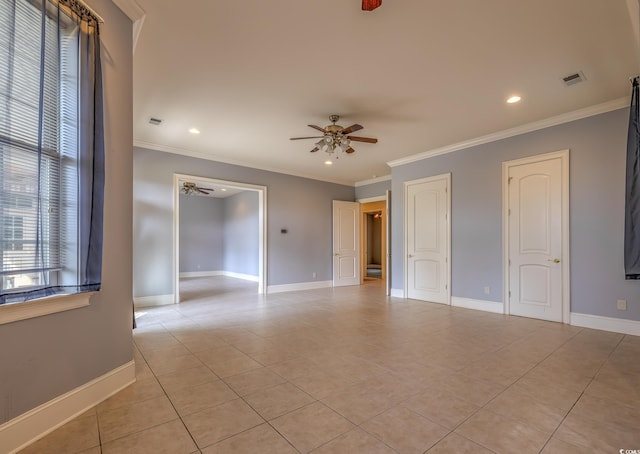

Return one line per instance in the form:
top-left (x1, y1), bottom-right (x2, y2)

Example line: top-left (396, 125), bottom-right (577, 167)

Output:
top-left (484, 286), bottom-right (490, 295)
top-left (312, 272), bottom-right (317, 279)
top-left (617, 299), bottom-right (627, 311)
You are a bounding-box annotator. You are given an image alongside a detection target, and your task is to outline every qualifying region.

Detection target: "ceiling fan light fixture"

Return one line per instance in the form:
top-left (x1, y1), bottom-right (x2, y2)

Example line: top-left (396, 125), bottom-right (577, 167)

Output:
top-left (315, 139), bottom-right (326, 151)
top-left (339, 140), bottom-right (351, 153)
top-left (181, 182), bottom-right (197, 195)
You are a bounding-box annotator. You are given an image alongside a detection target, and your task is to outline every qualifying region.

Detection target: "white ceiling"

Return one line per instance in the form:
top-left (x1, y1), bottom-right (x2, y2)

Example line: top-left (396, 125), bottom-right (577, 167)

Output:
top-left (133, 0), bottom-right (640, 186)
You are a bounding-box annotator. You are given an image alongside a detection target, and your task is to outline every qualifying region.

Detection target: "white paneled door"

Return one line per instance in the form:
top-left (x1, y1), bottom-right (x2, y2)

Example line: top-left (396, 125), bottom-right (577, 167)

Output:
top-left (506, 152), bottom-right (568, 322)
top-left (405, 175), bottom-right (450, 304)
top-left (333, 200), bottom-right (360, 287)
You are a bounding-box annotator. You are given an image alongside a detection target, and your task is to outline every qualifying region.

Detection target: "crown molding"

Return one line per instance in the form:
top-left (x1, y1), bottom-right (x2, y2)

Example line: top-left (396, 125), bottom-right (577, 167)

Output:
top-left (111, 0), bottom-right (145, 52)
top-left (111, 0), bottom-right (144, 20)
top-left (354, 175), bottom-right (392, 187)
top-left (387, 97), bottom-right (629, 168)
top-left (133, 139), bottom-right (354, 187)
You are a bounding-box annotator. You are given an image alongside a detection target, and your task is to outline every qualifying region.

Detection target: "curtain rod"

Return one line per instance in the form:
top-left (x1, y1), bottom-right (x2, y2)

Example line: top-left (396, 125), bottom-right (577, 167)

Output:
top-left (57, 0), bottom-right (105, 24)
top-left (81, 0), bottom-right (104, 23)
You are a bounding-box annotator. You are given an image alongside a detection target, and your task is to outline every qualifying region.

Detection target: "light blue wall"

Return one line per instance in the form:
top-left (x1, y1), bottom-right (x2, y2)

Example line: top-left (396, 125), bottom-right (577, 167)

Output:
top-left (179, 194), bottom-right (224, 273)
top-left (133, 148), bottom-right (355, 296)
top-left (0, 0), bottom-right (133, 424)
top-left (392, 108), bottom-right (640, 321)
top-left (224, 191), bottom-right (259, 276)
top-left (355, 178), bottom-right (391, 200)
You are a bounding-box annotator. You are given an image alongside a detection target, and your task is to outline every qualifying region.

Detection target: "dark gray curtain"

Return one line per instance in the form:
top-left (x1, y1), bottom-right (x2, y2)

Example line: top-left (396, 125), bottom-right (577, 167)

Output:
top-left (625, 77), bottom-right (640, 279)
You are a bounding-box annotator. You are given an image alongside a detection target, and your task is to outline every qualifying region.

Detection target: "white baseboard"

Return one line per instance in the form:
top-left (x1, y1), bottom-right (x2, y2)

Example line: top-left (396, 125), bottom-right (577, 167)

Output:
top-left (0, 360), bottom-right (135, 454)
top-left (222, 271), bottom-right (259, 282)
top-left (133, 294), bottom-right (174, 308)
top-left (267, 280), bottom-right (332, 294)
top-left (452, 296), bottom-right (505, 314)
top-left (390, 288), bottom-right (405, 298)
top-left (570, 312), bottom-right (640, 336)
top-left (179, 270), bottom-right (222, 278)
top-left (179, 270), bottom-right (259, 282)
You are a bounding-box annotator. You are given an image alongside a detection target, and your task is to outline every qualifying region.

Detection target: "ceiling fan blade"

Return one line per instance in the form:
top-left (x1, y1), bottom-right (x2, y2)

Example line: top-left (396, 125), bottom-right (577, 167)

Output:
top-left (345, 147), bottom-right (355, 154)
top-left (310, 147), bottom-right (320, 153)
top-left (196, 188), bottom-right (213, 194)
top-left (347, 135), bottom-right (378, 143)
top-left (341, 124), bottom-right (363, 135)
top-left (290, 136), bottom-right (324, 140)
top-left (308, 125), bottom-right (327, 133)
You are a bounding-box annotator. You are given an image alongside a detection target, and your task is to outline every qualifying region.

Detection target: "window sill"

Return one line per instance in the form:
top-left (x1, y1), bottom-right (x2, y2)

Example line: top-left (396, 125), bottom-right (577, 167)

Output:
top-left (0, 292), bottom-right (95, 325)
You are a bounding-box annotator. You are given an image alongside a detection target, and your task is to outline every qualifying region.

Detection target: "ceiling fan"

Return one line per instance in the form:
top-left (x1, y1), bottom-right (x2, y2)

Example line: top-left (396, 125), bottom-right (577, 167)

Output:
top-left (290, 115), bottom-right (378, 155)
top-left (181, 181), bottom-right (214, 196)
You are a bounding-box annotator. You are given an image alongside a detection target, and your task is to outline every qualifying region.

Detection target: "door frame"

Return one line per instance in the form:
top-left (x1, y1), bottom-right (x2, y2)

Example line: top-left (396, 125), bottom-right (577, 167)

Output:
top-left (357, 194), bottom-right (391, 295)
top-left (173, 173), bottom-right (268, 303)
top-left (403, 173), bottom-right (451, 304)
top-left (360, 200), bottom-right (387, 284)
top-left (502, 149), bottom-right (570, 322)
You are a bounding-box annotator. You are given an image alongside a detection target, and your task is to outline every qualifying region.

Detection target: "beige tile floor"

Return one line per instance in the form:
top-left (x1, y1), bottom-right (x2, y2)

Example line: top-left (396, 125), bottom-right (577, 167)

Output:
top-left (19, 276), bottom-right (640, 453)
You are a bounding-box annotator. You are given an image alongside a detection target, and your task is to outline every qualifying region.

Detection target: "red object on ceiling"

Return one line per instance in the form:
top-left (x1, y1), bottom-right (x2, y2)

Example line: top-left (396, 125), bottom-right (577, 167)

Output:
top-left (362, 0), bottom-right (382, 11)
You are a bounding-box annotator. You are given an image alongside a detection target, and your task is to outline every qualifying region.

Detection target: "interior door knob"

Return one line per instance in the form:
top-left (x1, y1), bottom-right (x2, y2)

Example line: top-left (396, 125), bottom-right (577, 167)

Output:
top-left (408, 254), bottom-right (414, 258)
top-left (547, 258), bottom-right (560, 263)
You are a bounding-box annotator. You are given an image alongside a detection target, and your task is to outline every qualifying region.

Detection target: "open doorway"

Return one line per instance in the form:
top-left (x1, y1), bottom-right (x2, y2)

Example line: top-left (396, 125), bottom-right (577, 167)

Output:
top-left (360, 200), bottom-right (386, 283)
top-left (173, 174), bottom-right (267, 303)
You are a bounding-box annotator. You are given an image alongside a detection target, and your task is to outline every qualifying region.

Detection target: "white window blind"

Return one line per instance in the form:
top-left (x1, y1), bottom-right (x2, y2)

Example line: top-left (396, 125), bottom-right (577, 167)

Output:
top-left (0, 0), bottom-right (78, 294)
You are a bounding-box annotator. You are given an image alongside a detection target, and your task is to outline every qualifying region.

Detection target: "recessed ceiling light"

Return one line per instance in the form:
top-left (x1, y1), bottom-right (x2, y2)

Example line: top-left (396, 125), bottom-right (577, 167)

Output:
top-left (189, 128), bottom-right (200, 134)
top-left (507, 95), bottom-right (521, 104)
top-left (221, 188), bottom-right (227, 192)
top-left (325, 160), bottom-right (333, 165)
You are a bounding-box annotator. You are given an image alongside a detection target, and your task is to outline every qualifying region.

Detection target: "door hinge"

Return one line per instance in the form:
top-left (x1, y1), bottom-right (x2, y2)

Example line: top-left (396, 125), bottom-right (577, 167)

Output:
top-left (508, 290), bottom-right (511, 298)
top-left (508, 208), bottom-right (511, 215)
top-left (508, 177), bottom-right (513, 184)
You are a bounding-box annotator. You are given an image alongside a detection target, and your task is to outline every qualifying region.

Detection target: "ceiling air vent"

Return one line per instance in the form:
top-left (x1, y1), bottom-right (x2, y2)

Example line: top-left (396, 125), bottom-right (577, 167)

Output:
top-left (148, 117), bottom-right (163, 126)
top-left (562, 71), bottom-right (586, 87)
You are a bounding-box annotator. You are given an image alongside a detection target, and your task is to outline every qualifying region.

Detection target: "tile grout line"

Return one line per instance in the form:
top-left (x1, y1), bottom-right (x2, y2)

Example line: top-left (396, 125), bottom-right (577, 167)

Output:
top-left (425, 324), bottom-right (585, 453)
top-left (130, 340), bottom-right (204, 452)
top-left (536, 332), bottom-right (628, 453)
top-left (128, 278), bottom-right (637, 454)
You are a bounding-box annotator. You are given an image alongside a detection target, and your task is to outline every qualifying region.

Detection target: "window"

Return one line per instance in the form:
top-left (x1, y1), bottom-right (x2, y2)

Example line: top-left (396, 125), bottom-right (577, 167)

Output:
top-left (3, 216), bottom-right (24, 251)
top-left (0, 0), bottom-right (104, 305)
